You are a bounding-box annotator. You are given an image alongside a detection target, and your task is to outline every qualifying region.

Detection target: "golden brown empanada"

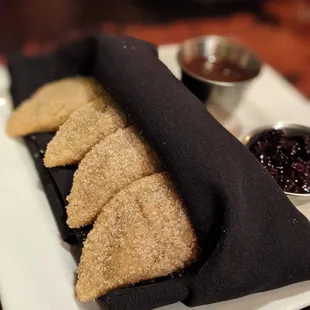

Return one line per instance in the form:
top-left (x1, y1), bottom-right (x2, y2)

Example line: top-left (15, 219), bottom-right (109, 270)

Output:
top-left (66, 127), bottom-right (162, 228)
top-left (76, 173), bottom-right (198, 301)
top-left (6, 77), bottom-right (104, 137)
top-left (44, 97), bottom-right (127, 167)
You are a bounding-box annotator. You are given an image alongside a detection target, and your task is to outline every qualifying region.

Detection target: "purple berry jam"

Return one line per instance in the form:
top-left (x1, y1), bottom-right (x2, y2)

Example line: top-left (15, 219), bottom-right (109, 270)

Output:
top-left (249, 129), bottom-right (310, 194)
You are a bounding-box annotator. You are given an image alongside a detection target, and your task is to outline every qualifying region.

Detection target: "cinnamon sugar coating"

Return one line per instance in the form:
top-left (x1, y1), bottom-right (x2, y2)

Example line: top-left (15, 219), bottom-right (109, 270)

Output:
top-left (6, 77), bottom-right (103, 137)
top-left (66, 127), bottom-right (162, 228)
top-left (76, 173), bottom-right (199, 301)
top-left (44, 97), bottom-right (127, 167)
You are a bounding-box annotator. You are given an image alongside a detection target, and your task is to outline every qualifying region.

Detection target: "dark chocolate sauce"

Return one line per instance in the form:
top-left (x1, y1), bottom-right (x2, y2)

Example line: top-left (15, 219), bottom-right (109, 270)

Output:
top-left (181, 56), bottom-right (254, 83)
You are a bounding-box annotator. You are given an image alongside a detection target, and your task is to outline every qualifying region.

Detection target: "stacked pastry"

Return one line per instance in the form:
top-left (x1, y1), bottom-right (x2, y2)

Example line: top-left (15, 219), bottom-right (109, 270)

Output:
top-left (7, 77), bottom-right (199, 302)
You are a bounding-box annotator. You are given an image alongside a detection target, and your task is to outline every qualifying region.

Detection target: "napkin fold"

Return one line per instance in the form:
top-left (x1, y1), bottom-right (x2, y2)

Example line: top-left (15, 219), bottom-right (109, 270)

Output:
top-left (7, 34), bottom-right (310, 310)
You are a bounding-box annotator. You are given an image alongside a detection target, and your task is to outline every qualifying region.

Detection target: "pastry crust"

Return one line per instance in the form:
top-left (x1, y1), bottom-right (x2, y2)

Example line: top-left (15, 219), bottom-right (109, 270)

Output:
top-left (6, 77), bottom-right (103, 137)
top-left (76, 173), bottom-right (198, 302)
top-left (66, 127), bottom-right (162, 228)
top-left (44, 97), bottom-right (127, 167)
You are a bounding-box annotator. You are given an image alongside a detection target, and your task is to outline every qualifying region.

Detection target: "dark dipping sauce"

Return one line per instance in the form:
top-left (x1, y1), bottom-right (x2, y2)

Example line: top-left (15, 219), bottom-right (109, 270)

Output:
top-left (249, 129), bottom-right (310, 194)
top-left (181, 56), bottom-right (255, 83)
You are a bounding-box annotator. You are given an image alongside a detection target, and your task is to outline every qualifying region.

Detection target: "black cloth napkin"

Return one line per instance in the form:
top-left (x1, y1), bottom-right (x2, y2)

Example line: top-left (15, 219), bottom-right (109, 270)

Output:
top-left (7, 34), bottom-right (310, 310)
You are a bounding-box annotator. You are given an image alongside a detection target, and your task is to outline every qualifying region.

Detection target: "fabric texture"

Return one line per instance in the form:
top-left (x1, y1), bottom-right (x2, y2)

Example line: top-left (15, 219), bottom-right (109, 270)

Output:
top-left (7, 34), bottom-right (310, 310)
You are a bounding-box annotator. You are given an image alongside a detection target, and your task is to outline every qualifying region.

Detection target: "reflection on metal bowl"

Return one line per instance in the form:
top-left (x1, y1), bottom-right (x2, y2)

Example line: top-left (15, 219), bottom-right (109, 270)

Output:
top-left (178, 35), bottom-right (261, 112)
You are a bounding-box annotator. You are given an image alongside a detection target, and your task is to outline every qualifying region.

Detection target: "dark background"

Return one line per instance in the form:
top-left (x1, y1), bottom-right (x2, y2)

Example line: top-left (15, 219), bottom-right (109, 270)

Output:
top-left (1, 0), bottom-right (310, 98)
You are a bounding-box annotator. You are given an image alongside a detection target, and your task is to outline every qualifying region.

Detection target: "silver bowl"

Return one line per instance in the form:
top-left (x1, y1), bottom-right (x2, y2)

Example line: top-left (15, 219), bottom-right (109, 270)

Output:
top-left (241, 122), bottom-right (310, 207)
top-left (178, 35), bottom-right (262, 113)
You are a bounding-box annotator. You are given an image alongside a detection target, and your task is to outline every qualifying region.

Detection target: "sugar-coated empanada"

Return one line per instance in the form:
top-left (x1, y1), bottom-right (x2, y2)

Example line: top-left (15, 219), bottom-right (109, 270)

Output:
top-left (44, 97), bottom-right (127, 167)
top-left (6, 77), bottom-right (103, 137)
top-left (66, 127), bottom-right (162, 228)
top-left (76, 173), bottom-right (198, 301)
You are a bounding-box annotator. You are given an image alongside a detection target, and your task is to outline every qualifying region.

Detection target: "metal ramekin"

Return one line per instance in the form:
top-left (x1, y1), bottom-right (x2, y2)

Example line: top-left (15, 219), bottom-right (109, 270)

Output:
top-left (241, 122), bottom-right (310, 207)
top-left (178, 35), bottom-right (262, 113)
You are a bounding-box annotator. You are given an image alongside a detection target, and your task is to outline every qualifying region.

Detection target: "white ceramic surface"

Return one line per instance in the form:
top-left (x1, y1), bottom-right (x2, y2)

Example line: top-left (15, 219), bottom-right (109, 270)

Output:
top-left (0, 44), bottom-right (309, 310)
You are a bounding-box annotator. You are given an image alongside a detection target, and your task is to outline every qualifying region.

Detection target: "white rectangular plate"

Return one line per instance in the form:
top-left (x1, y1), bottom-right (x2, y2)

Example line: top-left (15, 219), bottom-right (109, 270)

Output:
top-left (0, 44), bottom-right (309, 310)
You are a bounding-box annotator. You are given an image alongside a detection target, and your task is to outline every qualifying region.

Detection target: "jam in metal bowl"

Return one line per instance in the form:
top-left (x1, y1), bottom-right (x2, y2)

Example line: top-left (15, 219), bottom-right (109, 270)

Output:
top-left (242, 123), bottom-right (310, 206)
